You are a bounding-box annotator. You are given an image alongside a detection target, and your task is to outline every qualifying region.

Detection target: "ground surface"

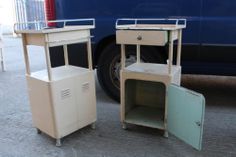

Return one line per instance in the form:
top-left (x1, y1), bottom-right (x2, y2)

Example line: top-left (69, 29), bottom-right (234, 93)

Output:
top-left (0, 36), bottom-right (235, 157)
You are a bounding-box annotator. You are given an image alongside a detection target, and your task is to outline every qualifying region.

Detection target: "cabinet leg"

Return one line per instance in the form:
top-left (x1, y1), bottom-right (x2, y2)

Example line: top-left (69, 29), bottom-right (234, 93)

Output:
top-left (56, 139), bottom-right (62, 147)
top-left (1, 61), bottom-right (4, 72)
top-left (163, 131), bottom-right (169, 138)
top-left (91, 122), bottom-right (96, 129)
top-left (122, 122), bottom-right (127, 130)
top-left (36, 128), bottom-right (42, 134)
top-left (0, 49), bottom-right (4, 72)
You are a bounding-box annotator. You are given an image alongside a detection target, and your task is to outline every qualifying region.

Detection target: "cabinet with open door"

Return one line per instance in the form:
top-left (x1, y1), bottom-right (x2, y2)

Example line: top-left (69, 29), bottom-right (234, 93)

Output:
top-left (116, 18), bottom-right (205, 150)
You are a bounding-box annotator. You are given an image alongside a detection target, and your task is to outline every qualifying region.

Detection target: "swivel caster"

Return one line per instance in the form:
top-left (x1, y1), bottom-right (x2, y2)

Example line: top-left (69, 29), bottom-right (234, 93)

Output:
top-left (163, 131), bottom-right (169, 138)
top-left (56, 139), bottom-right (62, 147)
top-left (122, 123), bottom-right (127, 130)
top-left (36, 128), bottom-right (42, 134)
top-left (91, 122), bottom-right (96, 129)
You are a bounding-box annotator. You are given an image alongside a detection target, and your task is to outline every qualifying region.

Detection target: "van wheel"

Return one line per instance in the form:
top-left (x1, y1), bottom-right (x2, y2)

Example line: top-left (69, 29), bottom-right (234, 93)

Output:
top-left (97, 42), bottom-right (166, 102)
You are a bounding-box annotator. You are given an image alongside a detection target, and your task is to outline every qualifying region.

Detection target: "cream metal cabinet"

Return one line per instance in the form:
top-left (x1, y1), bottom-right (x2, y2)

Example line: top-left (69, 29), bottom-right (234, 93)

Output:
top-left (0, 24), bottom-right (4, 71)
top-left (116, 19), bottom-right (205, 150)
top-left (14, 19), bottom-right (97, 146)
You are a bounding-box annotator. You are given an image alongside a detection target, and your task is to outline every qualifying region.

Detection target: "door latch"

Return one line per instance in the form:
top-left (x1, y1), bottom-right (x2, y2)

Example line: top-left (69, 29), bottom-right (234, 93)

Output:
top-left (195, 121), bottom-right (201, 127)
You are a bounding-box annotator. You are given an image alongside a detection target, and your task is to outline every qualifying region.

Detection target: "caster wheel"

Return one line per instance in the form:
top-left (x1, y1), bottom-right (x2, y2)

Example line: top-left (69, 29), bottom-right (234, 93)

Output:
top-left (91, 123), bottom-right (96, 129)
top-left (56, 139), bottom-right (62, 147)
top-left (122, 123), bottom-right (127, 130)
top-left (36, 128), bottom-right (42, 134)
top-left (163, 131), bottom-right (169, 138)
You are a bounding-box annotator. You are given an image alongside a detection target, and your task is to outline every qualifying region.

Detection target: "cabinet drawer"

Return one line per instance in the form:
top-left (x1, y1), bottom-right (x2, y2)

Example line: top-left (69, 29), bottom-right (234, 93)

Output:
top-left (116, 30), bottom-right (168, 46)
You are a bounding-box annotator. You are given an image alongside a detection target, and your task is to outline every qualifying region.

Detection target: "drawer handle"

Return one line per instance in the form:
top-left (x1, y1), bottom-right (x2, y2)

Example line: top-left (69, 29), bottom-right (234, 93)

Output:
top-left (137, 35), bottom-right (142, 41)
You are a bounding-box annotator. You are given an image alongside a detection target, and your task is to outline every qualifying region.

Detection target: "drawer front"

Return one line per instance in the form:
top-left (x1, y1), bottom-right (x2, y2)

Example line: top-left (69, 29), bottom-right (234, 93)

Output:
top-left (47, 30), bottom-right (90, 44)
top-left (25, 34), bottom-right (45, 46)
top-left (116, 30), bottom-right (168, 46)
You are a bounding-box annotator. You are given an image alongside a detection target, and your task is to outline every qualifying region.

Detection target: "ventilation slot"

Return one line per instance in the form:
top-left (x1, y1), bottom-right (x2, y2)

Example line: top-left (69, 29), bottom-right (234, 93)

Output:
top-left (61, 89), bottom-right (71, 100)
top-left (82, 82), bottom-right (90, 93)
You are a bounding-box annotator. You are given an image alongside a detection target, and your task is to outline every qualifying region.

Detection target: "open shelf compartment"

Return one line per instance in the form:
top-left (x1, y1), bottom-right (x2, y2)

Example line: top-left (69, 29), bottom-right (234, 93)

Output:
top-left (124, 79), bottom-right (166, 129)
top-left (125, 63), bottom-right (181, 76)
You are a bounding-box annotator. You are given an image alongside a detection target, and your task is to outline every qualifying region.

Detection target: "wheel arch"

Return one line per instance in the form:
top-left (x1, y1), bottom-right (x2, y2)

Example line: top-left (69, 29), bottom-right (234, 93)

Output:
top-left (94, 35), bottom-right (116, 67)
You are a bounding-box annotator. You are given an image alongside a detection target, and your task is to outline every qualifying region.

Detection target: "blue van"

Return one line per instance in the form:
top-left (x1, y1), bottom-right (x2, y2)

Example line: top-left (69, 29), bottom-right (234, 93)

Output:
top-left (47, 0), bottom-right (236, 101)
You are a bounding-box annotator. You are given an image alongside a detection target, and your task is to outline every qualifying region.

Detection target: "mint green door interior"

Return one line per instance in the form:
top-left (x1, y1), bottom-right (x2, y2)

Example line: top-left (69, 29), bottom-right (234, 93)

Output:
top-left (167, 84), bottom-right (205, 151)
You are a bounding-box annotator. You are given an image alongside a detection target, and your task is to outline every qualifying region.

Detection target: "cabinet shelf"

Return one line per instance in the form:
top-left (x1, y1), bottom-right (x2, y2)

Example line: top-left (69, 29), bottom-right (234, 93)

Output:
top-left (122, 63), bottom-right (181, 86)
top-left (125, 106), bottom-right (165, 129)
top-left (125, 63), bottom-right (181, 76)
top-left (31, 65), bottom-right (90, 82)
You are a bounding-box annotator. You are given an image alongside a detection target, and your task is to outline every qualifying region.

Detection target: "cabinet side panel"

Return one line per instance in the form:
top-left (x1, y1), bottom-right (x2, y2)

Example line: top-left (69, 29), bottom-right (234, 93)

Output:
top-left (26, 76), bottom-right (56, 138)
top-left (172, 67), bottom-right (181, 85)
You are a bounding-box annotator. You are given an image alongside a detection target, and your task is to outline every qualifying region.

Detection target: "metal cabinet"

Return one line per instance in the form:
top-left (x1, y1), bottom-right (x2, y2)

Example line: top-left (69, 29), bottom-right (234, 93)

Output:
top-left (14, 19), bottom-right (97, 146)
top-left (116, 19), bottom-right (205, 150)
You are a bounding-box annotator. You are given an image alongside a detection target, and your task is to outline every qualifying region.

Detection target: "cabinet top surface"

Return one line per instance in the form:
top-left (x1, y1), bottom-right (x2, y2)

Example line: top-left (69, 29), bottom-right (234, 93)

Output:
top-left (15, 25), bottom-right (94, 34)
top-left (14, 19), bottom-right (95, 34)
top-left (30, 65), bottom-right (91, 82)
top-left (116, 18), bottom-right (186, 31)
top-left (116, 24), bottom-right (185, 31)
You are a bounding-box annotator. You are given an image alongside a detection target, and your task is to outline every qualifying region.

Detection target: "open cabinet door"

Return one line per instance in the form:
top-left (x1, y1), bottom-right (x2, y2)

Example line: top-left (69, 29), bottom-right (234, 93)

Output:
top-left (167, 84), bottom-right (205, 150)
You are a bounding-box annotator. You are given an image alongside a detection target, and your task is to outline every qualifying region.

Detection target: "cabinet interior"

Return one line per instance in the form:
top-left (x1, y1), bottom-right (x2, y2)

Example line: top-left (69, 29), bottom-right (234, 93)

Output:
top-left (125, 79), bottom-right (166, 129)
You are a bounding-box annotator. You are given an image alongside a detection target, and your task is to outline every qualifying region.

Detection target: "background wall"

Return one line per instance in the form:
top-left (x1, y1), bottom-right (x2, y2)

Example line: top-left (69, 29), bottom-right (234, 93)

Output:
top-left (0, 0), bottom-right (15, 34)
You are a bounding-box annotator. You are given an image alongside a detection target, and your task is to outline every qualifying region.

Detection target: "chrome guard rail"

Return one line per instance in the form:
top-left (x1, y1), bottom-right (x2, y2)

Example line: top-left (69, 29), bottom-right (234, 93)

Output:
top-left (116, 18), bottom-right (186, 28)
top-left (14, 18), bottom-right (95, 33)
